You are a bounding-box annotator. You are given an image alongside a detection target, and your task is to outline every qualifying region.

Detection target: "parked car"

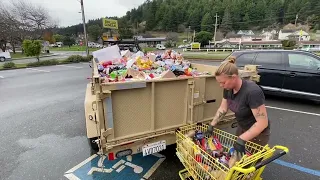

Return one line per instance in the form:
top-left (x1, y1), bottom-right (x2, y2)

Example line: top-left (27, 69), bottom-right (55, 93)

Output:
top-left (223, 50), bottom-right (320, 102)
top-left (156, 44), bottom-right (166, 50)
top-left (0, 51), bottom-right (11, 62)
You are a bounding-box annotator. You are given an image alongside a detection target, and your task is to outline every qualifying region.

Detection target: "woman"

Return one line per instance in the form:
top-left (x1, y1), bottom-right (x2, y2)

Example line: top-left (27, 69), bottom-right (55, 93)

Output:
top-left (205, 56), bottom-right (270, 157)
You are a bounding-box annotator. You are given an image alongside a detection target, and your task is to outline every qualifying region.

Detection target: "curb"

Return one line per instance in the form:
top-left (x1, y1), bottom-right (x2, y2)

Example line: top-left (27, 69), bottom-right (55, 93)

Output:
top-left (0, 61), bottom-right (90, 71)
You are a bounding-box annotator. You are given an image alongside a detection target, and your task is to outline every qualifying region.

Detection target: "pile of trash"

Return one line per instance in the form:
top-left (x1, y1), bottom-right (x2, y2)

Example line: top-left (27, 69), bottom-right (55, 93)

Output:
top-left (92, 45), bottom-right (211, 83)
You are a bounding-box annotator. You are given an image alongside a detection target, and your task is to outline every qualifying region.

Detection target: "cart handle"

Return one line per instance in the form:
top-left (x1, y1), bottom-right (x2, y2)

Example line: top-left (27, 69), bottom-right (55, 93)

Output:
top-left (231, 146), bottom-right (289, 173)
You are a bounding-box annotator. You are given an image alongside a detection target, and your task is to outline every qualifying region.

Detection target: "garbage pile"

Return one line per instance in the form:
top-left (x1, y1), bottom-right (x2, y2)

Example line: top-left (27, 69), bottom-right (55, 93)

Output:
top-left (183, 129), bottom-right (252, 180)
top-left (92, 45), bottom-right (211, 83)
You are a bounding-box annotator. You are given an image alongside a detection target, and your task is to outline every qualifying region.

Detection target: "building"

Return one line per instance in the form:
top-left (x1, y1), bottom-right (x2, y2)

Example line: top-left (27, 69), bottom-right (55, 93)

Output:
top-left (315, 30), bottom-right (320, 40)
top-left (237, 30), bottom-right (255, 36)
top-left (278, 29), bottom-right (310, 41)
top-left (260, 31), bottom-right (275, 41)
top-left (120, 37), bottom-right (167, 48)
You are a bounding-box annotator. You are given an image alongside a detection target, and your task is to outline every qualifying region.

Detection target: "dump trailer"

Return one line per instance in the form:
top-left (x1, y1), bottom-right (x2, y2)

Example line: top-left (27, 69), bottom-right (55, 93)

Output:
top-left (85, 58), bottom-right (260, 160)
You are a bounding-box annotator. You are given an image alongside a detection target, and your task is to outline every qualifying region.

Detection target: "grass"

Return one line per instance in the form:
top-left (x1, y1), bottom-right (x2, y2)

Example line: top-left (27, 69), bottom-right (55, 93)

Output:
top-left (183, 53), bottom-right (229, 60)
top-left (0, 57), bottom-right (91, 71)
top-left (49, 46), bottom-right (100, 52)
top-left (10, 53), bottom-right (53, 59)
top-left (143, 47), bottom-right (157, 52)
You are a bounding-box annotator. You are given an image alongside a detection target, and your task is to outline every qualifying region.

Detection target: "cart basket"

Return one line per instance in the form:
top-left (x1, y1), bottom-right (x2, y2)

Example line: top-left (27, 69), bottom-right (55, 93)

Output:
top-left (176, 123), bottom-right (289, 180)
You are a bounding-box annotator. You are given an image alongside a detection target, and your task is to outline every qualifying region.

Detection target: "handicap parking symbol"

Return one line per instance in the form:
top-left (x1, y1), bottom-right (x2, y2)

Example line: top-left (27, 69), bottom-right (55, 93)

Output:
top-left (64, 153), bottom-right (165, 180)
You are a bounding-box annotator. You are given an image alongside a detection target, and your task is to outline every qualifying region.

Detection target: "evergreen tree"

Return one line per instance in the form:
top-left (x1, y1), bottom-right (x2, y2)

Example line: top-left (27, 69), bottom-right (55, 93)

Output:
top-left (220, 7), bottom-right (233, 35)
top-left (201, 12), bottom-right (214, 32)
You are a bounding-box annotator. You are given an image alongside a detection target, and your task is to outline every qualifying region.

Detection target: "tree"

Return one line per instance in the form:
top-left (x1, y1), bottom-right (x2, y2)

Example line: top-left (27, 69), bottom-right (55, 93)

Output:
top-left (220, 7), bottom-right (233, 35)
top-left (201, 12), bottom-right (214, 32)
top-left (53, 34), bottom-right (64, 43)
top-left (195, 31), bottom-right (213, 46)
top-left (0, 0), bottom-right (57, 53)
top-left (63, 36), bottom-right (76, 47)
top-left (22, 40), bottom-right (42, 62)
top-left (88, 25), bottom-right (102, 42)
top-left (43, 31), bottom-right (55, 44)
top-left (166, 32), bottom-right (179, 47)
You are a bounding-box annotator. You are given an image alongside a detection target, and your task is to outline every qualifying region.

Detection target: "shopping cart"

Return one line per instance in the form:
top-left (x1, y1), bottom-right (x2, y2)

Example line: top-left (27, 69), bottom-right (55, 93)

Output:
top-left (176, 123), bottom-right (289, 180)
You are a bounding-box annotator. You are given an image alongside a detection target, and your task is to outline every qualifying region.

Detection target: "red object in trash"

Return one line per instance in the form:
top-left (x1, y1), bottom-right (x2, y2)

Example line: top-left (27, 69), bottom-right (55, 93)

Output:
top-left (212, 136), bottom-right (223, 151)
top-left (102, 61), bottom-right (112, 68)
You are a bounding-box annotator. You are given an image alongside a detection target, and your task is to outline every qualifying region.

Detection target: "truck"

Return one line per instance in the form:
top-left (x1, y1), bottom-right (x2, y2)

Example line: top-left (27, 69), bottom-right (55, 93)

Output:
top-left (84, 52), bottom-right (260, 160)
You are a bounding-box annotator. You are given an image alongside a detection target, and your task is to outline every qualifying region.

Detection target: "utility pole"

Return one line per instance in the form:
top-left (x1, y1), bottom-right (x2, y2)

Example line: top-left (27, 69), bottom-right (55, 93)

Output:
top-left (193, 30), bottom-right (195, 42)
top-left (80, 0), bottom-right (89, 56)
top-left (295, 14), bottom-right (298, 27)
top-left (213, 13), bottom-right (219, 48)
top-left (187, 26), bottom-right (191, 42)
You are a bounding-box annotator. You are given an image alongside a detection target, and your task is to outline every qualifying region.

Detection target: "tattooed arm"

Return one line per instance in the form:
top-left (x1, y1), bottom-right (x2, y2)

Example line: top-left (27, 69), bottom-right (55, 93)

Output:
top-left (239, 104), bottom-right (269, 141)
top-left (210, 98), bottom-right (228, 126)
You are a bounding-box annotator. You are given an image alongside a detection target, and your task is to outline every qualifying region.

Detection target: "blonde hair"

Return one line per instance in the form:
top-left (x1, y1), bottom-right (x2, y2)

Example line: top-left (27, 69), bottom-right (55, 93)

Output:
top-left (215, 56), bottom-right (238, 76)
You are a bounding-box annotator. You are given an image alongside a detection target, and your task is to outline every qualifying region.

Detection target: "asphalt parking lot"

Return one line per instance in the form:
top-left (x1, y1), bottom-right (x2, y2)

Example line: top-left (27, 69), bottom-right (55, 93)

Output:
top-left (0, 62), bottom-right (319, 180)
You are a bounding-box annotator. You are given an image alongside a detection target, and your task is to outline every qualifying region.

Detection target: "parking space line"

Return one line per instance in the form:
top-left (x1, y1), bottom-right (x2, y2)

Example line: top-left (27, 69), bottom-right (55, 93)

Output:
top-left (266, 106), bottom-right (320, 117)
top-left (65, 154), bottom-right (98, 174)
top-left (56, 65), bottom-right (83, 69)
top-left (26, 68), bottom-right (50, 73)
top-left (274, 160), bottom-right (320, 177)
top-left (0, 76), bottom-right (4, 78)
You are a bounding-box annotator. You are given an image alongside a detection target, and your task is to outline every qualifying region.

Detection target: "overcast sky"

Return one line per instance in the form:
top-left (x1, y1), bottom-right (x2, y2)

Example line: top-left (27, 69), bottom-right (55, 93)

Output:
top-left (3, 0), bottom-right (145, 27)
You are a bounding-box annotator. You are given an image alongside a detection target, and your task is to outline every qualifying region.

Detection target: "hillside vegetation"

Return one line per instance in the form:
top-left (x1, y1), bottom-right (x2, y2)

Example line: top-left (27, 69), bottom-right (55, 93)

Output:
top-left (57, 0), bottom-right (320, 37)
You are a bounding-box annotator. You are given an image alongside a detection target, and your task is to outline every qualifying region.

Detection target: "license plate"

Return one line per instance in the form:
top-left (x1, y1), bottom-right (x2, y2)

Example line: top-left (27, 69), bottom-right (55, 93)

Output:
top-left (142, 140), bottom-right (166, 156)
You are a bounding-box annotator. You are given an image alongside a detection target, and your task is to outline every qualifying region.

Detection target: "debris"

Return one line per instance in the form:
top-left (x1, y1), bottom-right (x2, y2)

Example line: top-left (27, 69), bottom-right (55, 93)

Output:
top-left (93, 46), bottom-right (211, 82)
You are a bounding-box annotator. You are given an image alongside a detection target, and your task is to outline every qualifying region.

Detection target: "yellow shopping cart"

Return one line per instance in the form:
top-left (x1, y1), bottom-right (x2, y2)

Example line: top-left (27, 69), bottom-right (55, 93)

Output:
top-left (176, 123), bottom-right (289, 180)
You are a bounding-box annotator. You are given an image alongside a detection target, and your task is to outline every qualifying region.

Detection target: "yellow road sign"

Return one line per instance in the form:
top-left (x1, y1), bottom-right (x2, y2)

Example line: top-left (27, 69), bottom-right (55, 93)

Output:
top-left (102, 18), bottom-right (118, 29)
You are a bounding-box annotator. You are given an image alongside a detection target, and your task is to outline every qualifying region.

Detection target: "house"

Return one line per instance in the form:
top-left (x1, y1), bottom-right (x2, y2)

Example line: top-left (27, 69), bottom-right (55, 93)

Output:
top-left (237, 30), bottom-right (255, 36)
top-left (278, 29), bottom-right (310, 41)
top-left (288, 30), bottom-right (310, 41)
top-left (315, 30), bottom-right (320, 40)
top-left (227, 34), bottom-right (253, 42)
top-left (278, 29), bottom-right (296, 40)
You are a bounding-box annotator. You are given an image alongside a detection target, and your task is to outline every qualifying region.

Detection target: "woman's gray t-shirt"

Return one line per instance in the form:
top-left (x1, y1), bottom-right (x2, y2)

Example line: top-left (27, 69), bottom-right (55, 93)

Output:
top-left (223, 79), bottom-right (270, 132)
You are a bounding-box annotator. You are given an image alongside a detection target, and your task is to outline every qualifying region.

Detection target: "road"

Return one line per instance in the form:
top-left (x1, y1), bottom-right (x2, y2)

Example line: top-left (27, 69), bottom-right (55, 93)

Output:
top-left (1, 50), bottom-right (224, 65)
top-left (0, 51), bottom-right (89, 65)
top-left (0, 63), bottom-right (319, 180)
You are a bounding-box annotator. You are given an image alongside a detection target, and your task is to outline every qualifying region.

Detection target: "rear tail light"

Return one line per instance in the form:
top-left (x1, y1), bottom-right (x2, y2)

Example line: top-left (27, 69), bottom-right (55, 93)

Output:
top-left (108, 152), bottom-right (115, 161)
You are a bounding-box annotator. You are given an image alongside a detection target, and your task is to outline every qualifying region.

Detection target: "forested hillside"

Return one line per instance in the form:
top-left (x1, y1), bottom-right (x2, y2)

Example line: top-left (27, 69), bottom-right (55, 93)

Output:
top-left (57, 0), bottom-right (320, 37)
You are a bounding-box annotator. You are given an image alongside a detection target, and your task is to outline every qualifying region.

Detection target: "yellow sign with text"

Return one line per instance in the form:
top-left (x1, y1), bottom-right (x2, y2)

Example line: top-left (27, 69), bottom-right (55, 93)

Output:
top-left (102, 18), bottom-right (118, 29)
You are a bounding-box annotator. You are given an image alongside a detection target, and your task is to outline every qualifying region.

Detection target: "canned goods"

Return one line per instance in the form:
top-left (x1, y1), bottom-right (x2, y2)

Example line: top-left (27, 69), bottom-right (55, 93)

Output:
top-left (219, 155), bottom-right (230, 168)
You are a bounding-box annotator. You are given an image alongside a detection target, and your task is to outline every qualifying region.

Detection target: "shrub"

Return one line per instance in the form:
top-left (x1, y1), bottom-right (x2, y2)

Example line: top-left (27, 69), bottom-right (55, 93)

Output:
top-left (3, 62), bottom-right (15, 69)
top-left (65, 55), bottom-right (83, 63)
top-left (64, 55), bottom-right (93, 63)
top-left (27, 60), bottom-right (58, 67)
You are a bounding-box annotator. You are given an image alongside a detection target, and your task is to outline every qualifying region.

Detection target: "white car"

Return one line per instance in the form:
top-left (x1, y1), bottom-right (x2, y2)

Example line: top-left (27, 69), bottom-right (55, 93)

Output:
top-left (0, 51), bottom-right (11, 62)
top-left (156, 44), bottom-right (166, 50)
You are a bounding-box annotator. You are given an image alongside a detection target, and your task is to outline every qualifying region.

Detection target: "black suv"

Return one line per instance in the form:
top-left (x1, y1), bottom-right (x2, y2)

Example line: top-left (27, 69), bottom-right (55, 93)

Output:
top-left (224, 50), bottom-right (320, 102)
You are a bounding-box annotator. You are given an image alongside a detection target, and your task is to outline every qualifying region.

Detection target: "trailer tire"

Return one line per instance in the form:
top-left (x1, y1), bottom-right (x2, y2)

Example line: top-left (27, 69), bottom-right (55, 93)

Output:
top-left (88, 137), bottom-right (99, 152)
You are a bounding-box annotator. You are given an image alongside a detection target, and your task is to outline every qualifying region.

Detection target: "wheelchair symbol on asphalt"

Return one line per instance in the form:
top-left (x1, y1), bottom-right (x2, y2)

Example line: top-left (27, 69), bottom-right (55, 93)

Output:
top-left (87, 155), bottom-right (143, 175)
top-left (64, 153), bottom-right (165, 180)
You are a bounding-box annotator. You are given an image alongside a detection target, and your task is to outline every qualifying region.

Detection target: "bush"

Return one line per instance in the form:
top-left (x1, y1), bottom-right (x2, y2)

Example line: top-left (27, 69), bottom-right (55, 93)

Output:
top-left (3, 62), bottom-right (15, 69)
top-left (64, 55), bottom-right (92, 63)
top-left (27, 60), bottom-right (58, 67)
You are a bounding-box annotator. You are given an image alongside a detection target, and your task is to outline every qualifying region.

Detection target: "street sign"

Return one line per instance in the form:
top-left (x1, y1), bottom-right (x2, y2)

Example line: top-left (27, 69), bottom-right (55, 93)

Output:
top-left (64, 153), bottom-right (165, 180)
top-left (102, 18), bottom-right (118, 29)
